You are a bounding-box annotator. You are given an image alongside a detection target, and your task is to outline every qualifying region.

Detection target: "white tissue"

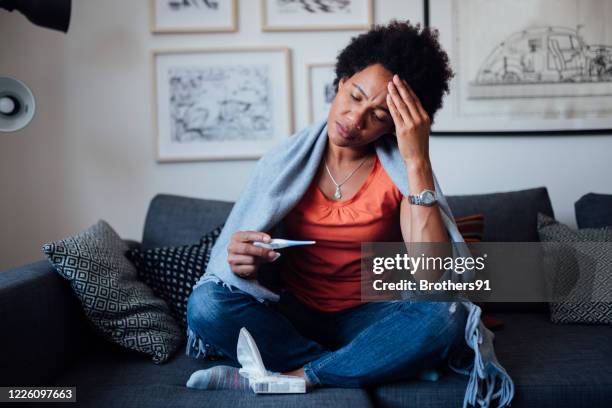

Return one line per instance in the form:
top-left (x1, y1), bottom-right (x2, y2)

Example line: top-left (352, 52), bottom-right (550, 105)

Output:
top-left (236, 327), bottom-right (306, 394)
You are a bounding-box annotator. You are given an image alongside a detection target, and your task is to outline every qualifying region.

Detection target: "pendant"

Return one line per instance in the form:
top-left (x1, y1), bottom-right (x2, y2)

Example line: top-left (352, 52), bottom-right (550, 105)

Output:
top-left (334, 186), bottom-right (342, 200)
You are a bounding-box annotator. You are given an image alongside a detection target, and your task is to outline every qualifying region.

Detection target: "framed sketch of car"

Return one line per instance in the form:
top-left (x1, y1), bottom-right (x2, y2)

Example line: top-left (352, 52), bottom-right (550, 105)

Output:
top-left (469, 27), bottom-right (612, 98)
top-left (426, 0), bottom-right (612, 134)
top-left (151, 47), bottom-right (294, 161)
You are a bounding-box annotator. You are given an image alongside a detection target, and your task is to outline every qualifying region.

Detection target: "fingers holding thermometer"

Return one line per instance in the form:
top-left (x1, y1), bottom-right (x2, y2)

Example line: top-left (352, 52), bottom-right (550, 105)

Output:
top-left (227, 231), bottom-right (279, 279)
top-left (251, 239), bottom-right (316, 264)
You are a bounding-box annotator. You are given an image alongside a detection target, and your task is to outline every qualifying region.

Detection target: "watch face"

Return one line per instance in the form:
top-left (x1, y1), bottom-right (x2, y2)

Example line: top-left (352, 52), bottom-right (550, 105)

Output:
top-left (421, 190), bottom-right (435, 205)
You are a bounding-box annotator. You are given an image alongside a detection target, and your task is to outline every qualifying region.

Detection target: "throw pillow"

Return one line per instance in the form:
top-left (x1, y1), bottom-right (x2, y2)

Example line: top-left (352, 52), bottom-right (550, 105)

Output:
top-left (126, 224), bottom-right (223, 328)
top-left (454, 214), bottom-right (485, 243)
top-left (42, 220), bottom-right (184, 364)
top-left (455, 214), bottom-right (504, 330)
top-left (537, 213), bottom-right (612, 325)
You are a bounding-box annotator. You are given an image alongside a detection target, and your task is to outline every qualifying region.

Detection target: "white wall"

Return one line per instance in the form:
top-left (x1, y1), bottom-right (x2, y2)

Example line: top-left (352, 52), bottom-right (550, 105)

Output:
top-left (1, 0), bottom-right (611, 271)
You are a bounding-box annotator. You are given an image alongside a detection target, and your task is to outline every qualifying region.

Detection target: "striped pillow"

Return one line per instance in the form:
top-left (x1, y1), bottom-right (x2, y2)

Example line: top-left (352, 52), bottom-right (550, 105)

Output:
top-left (454, 214), bottom-right (484, 242)
top-left (454, 214), bottom-right (504, 330)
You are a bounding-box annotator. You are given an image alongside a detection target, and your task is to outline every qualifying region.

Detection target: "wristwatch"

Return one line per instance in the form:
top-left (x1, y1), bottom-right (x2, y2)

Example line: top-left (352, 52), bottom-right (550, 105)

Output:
top-left (407, 189), bottom-right (437, 207)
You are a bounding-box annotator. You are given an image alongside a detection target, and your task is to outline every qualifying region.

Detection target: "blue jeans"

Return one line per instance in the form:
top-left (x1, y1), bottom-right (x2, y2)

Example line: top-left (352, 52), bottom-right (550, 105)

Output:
top-left (186, 280), bottom-right (467, 388)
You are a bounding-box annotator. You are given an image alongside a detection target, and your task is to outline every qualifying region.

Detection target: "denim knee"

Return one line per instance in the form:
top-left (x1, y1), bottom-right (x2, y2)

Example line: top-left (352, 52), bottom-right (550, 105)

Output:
top-left (186, 281), bottom-right (229, 333)
top-left (432, 302), bottom-right (468, 354)
top-left (400, 301), bottom-right (466, 348)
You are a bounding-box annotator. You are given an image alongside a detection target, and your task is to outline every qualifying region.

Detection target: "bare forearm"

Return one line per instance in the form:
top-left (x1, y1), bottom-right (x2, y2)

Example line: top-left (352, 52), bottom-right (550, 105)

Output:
top-left (400, 158), bottom-right (449, 243)
top-left (399, 158), bottom-right (449, 283)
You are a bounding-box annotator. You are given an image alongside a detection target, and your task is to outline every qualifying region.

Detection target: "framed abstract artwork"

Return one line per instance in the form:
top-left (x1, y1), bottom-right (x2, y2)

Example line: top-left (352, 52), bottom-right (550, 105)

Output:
top-left (261, 0), bottom-right (373, 32)
top-left (150, 0), bottom-right (238, 33)
top-left (152, 47), bottom-right (294, 161)
top-left (425, 0), bottom-right (612, 135)
top-left (307, 63), bottom-right (336, 123)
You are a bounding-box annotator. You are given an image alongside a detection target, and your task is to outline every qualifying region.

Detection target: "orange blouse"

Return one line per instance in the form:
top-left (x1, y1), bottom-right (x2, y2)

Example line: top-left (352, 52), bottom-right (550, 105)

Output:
top-left (281, 155), bottom-right (404, 312)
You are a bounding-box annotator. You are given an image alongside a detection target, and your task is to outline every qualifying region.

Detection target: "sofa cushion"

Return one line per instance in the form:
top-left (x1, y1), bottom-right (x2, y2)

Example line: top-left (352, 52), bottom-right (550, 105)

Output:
top-left (127, 224), bottom-right (223, 328)
top-left (372, 312), bottom-right (612, 408)
top-left (51, 342), bottom-right (374, 408)
top-left (446, 187), bottom-right (554, 242)
top-left (42, 220), bottom-right (184, 364)
top-left (575, 192), bottom-right (612, 229)
top-left (142, 195), bottom-right (233, 248)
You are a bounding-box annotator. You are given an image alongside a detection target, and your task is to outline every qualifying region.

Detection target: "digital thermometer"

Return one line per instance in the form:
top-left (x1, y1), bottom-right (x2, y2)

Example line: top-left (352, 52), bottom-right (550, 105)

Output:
top-left (253, 239), bottom-right (316, 250)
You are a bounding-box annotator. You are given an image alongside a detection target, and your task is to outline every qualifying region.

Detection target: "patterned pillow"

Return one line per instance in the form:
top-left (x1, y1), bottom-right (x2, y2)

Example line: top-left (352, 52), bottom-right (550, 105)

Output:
top-left (538, 213), bottom-right (612, 325)
top-left (42, 220), bottom-right (184, 364)
top-left (127, 224), bottom-right (223, 328)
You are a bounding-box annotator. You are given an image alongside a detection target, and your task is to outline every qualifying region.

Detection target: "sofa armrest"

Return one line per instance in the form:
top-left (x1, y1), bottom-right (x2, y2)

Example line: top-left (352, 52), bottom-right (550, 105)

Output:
top-left (0, 260), bottom-right (94, 386)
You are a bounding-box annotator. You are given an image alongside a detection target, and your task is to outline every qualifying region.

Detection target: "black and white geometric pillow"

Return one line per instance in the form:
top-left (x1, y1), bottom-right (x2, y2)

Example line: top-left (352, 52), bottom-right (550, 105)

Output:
top-left (42, 220), bottom-right (184, 364)
top-left (127, 224), bottom-right (223, 328)
top-left (538, 213), bottom-right (612, 325)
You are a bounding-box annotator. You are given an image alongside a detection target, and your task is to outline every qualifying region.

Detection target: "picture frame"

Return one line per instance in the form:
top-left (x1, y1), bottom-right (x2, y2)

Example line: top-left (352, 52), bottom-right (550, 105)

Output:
top-left (261, 0), bottom-right (373, 32)
top-left (151, 47), bottom-right (294, 162)
top-left (307, 63), bottom-right (336, 124)
top-left (424, 0), bottom-right (612, 135)
top-left (150, 0), bottom-right (238, 34)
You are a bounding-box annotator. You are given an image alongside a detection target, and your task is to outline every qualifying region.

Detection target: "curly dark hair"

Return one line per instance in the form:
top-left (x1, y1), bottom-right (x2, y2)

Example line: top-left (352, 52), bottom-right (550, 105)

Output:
top-left (333, 20), bottom-right (454, 124)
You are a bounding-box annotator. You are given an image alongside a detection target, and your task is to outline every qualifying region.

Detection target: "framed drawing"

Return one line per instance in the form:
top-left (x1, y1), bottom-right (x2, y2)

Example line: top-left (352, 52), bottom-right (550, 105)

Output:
top-left (307, 63), bottom-right (336, 123)
top-left (152, 47), bottom-right (294, 161)
top-left (425, 0), bottom-right (612, 135)
top-left (261, 0), bottom-right (373, 32)
top-left (150, 0), bottom-right (238, 33)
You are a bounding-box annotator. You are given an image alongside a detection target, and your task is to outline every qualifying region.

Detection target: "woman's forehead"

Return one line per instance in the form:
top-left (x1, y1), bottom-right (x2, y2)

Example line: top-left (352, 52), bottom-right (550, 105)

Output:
top-left (351, 65), bottom-right (393, 86)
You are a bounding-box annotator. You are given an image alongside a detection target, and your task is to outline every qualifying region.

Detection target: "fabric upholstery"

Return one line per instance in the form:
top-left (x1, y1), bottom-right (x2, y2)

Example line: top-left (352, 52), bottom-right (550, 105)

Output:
top-left (372, 312), bottom-right (612, 408)
top-left (575, 192), bottom-right (612, 229)
top-left (46, 312), bottom-right (612, 408)
top-left (142, 195), bottom-right (233, 248)
top-left (42, 220), bottom-right (184, 364)
top-left (0, 261), bottom-right (96, 386)
top-left (51, 343), bottom-right (374, 408)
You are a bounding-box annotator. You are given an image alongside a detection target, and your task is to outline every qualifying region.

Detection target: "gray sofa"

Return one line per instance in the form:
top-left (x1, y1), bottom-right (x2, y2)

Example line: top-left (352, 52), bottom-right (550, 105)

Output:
top-left (1, 187), bottom-right (611, 408)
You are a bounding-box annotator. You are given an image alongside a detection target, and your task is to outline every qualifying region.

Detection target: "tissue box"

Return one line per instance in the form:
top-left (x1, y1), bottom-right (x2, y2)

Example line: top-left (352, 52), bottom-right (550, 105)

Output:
top-left (250, 374), bottom-right (306, 394)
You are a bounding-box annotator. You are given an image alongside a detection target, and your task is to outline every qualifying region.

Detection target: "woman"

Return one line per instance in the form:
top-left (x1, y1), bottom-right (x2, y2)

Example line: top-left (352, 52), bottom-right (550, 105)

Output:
top-left (185, 20), bottom-right (513, 407)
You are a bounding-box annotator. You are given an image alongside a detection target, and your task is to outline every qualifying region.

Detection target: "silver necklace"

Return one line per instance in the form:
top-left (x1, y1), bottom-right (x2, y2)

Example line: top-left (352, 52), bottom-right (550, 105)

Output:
top-left (324, 155), bottom-right (370, 200)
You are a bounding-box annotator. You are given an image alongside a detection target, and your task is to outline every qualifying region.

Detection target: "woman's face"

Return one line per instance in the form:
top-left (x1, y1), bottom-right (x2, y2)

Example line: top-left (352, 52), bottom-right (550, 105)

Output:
top-left (327, 63), bottom-right (396, 150)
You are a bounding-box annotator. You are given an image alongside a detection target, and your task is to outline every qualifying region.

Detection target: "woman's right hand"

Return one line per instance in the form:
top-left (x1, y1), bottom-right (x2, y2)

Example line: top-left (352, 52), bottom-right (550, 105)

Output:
top-left (227, 231), bottom-right (279, 279)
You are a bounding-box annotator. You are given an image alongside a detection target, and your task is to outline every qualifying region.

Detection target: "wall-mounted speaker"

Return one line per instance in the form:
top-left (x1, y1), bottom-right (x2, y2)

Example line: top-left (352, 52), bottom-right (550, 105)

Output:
top-left (0, 76), bottom-right (36, 132)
